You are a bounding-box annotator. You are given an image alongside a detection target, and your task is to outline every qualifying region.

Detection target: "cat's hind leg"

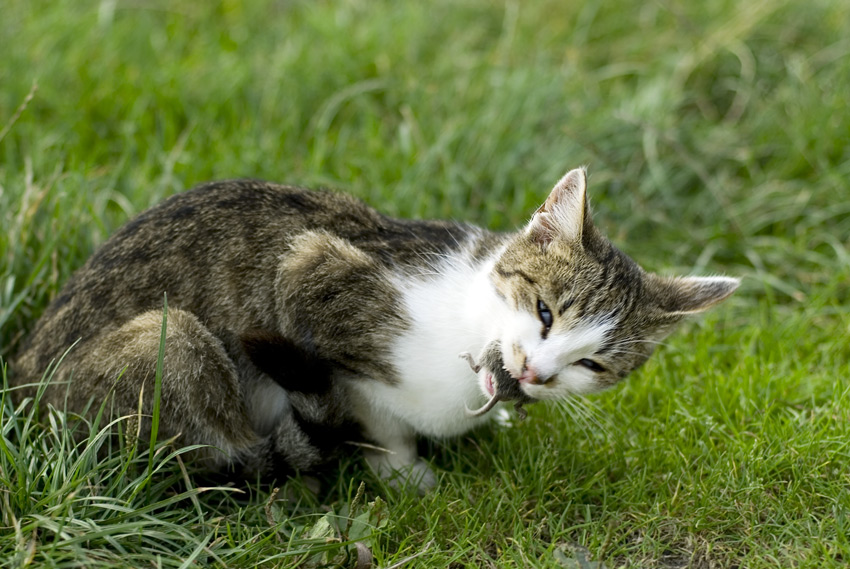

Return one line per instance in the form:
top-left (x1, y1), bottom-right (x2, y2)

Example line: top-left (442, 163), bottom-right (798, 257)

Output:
top-left (45, 308), bottom-right (260, 468)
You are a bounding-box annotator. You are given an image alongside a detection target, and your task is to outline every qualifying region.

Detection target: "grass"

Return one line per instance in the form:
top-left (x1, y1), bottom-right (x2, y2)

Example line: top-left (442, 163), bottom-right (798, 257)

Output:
top-left (1, 0), bottom-right (848, 566)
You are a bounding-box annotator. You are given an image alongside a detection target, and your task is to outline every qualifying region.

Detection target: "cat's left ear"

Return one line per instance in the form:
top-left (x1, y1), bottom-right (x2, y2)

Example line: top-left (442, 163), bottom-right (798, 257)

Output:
top-left (527, 167), bottom-right (591, 246)
top-left (652, 275), bottom-right (740, 316)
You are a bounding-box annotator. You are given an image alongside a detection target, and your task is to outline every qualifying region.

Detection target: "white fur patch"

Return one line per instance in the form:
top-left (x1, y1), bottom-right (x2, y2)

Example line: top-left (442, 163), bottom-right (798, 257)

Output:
top-left (533, 320), bottom-right (614, 377)
top-left (522, 319), bottom-right (616, 399)
top-left (246, 378), bottom-right (291, 436)
top-left (354, 243), bottom-right (511, 439)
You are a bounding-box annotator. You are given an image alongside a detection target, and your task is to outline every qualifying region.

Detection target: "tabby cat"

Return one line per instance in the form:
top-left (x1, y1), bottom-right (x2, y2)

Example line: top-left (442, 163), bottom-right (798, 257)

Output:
top-left (13, 167), bottom-right (738, 489)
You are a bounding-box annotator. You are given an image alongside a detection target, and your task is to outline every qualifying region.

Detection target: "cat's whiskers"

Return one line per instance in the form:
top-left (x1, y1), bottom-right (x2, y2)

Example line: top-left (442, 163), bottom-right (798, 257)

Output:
top-left (555, 395), bottom-right (609, 439)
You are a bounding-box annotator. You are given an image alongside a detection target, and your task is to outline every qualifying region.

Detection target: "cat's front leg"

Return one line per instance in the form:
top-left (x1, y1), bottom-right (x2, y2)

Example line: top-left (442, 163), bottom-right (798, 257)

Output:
top-left (274, 230), bottom-right (435, 489)
top-left (353, 399), bottom-right (437, 492)
top-left (274, 230), bottom-right (405, 384)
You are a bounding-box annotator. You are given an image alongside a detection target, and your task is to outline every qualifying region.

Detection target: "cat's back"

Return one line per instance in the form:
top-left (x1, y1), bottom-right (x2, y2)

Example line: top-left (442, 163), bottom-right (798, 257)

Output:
top-left (58, 179), bottom-right (359, 306)
top-left (14, 181), bottom-right (382, 375)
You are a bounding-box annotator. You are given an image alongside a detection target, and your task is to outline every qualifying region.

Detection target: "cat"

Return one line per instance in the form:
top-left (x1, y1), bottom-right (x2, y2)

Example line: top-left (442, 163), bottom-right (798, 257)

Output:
top-left (12, 167), bottom-right (738, 489)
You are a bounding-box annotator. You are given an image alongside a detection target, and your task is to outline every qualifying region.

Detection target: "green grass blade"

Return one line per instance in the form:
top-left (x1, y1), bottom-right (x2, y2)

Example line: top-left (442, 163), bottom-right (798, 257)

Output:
top-left (146, 293), bottom-right (167, 500)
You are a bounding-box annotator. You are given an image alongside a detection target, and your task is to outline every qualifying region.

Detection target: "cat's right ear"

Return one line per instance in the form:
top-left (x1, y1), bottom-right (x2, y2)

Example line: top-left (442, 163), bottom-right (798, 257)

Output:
top-left (651, 275), bottom-right (741, 316)
top-left (526, 167), bottom-right (590, 247)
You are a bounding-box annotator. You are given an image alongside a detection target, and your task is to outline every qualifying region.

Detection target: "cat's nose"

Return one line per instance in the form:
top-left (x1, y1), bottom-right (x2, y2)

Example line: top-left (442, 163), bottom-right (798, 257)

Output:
top-left (519, 366), bottom-right (553, 385)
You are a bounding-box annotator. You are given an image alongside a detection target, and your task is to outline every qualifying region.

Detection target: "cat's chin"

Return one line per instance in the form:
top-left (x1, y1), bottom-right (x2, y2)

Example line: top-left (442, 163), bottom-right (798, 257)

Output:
top-left (521, 377), bottom-right (606, 400)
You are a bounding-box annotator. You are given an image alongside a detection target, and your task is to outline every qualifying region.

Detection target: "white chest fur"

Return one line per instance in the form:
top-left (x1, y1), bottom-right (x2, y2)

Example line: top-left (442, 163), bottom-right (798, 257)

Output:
top-left (353, 250), bottom-right (507, 438)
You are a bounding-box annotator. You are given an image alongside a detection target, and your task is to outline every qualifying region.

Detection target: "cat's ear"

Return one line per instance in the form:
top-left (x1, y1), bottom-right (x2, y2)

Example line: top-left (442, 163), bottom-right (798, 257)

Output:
top-left (652, 275), bottom-right (740, 316)
top-left (526, 167), bottom-right (590, 246)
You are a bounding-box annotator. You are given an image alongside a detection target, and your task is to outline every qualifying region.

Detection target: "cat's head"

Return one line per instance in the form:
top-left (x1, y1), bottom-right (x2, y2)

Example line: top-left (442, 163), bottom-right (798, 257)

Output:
top-left (490, 167), bottom-right (738, 400)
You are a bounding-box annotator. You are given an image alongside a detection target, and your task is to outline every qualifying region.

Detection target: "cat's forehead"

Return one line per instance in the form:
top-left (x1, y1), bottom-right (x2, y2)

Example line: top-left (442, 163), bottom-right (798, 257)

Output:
top-left (515, 231), bottom-right (637, 282)
top-left (495, 232), bottom-right (652, 319)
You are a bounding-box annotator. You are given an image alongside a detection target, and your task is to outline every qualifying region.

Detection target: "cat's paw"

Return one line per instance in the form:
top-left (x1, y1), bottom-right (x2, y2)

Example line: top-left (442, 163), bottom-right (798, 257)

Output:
top-left (365, 450), bottom-right (437, 493)
top-left (383, 459), bottom-right (438, 494)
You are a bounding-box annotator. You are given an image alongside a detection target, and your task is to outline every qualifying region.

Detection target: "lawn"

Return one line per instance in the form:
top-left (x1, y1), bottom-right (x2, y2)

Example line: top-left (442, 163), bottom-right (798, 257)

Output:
top-left (1, 0), bottom-right (849, 567)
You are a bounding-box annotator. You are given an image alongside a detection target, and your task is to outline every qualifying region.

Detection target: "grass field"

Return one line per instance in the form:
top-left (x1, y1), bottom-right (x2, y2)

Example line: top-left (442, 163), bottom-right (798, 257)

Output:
top-left (2, 0), bottom-right (849, 567)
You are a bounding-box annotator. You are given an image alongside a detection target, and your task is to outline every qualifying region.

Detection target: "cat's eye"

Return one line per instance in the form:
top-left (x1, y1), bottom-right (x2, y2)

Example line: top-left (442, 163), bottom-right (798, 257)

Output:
top-left (537, 299), bottom-right (553, 332)
top-left (575, 358), bottom-right (605, 373)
